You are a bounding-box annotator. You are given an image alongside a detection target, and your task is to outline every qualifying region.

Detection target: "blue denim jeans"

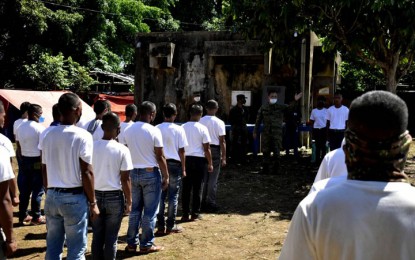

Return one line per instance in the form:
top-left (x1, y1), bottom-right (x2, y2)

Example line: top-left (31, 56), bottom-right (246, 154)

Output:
top-left (126, 168), bottom-right (161, 249)
top-left (91, 190), bottom-right (124, 260)
top-left (18, 156), bottom-right (44, 222)
top-left (157, 161), bottom-right (182, 230)
top-left (45, 188), bottom-right (88, 260)
top-left (202, 146), bottom-right (221, 206)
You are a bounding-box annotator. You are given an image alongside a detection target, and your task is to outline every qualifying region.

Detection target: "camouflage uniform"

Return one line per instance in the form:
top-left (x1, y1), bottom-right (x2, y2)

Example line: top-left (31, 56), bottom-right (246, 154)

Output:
top-left (254, 102), bottom-right (294, 173)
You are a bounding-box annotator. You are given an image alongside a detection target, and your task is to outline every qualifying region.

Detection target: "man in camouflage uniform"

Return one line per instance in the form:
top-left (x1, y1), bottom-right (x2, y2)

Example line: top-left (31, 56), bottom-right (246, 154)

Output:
top-left (253, 90), bottom-right (302, 174)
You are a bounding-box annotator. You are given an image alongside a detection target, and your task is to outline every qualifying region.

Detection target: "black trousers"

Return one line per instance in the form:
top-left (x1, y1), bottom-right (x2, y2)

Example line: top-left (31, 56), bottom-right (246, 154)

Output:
top-left (328, 129), bottom-right (345, 151)
top-left (312, 128), bottom-right (327, 161)
top-left (182, 156), bottom-right (207, 216)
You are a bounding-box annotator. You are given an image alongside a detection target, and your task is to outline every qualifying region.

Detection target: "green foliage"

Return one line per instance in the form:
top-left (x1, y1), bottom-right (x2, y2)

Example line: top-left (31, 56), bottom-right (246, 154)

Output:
top-left (24, 52), bottom-right (96, 91)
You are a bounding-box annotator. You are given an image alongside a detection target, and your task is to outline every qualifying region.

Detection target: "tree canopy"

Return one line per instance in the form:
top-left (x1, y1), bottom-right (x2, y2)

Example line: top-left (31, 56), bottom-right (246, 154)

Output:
top-left (230, 0), bottom-right (415, 93)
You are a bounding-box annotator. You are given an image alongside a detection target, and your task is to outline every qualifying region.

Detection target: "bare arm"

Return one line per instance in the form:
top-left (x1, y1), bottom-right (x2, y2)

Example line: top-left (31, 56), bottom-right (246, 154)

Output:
top-left (80, 159), bottom-right (99, 220)
top-left (203, 143), bottom-right (213, 172)
top-left (120, 170), bottom-right (132, 214)
top-left (155, 147), bottom-right (169, 190)
top-left (16, 141), bottom-right (22, 161)
top-left (178, 147), bottom-right (186, 177)
top-left (0, 181), bottom-right (17, 257)
top-left (8, 177), bottom-right (19, 207)
top-left (219, 135), bottom-right (226, 167)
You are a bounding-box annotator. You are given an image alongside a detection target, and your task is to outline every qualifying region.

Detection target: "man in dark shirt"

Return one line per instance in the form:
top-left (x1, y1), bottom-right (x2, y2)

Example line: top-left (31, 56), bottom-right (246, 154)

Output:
top-left (228, 94), bottom-right (249, 164)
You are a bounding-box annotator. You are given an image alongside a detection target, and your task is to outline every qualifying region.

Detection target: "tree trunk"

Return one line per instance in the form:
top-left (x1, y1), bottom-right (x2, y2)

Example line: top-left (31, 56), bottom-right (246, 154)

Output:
top-left (385, 68), bottom-right (398, 93)
top-left (383, 53), bottom-right (400, 93)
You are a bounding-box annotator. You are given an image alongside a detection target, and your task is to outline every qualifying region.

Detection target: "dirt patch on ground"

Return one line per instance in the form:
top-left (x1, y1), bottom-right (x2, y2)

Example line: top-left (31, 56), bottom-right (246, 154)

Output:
top-left (9, 143), bottom-right (415, 259)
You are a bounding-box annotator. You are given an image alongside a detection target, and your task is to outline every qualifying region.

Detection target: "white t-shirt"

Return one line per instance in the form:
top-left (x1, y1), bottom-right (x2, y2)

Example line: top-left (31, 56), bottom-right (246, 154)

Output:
top-left (124, 121), bottom-right (163, 168)
top-left (326, 105), bottom-right (349, 130)
top-left (118, 121), bottom-right (134, 145)
top-left (309, 175), bottom-right (347, 194)
top-left (199, 115), bottom-right (226, 146)
top-left (279, 180), bottom-right (415, 260)
top-left (38, 125), bottom-right (57, 150)
top-left (0, 146), bottom-right (15, 183)
top-left (42, 125), bottom-right (93, 188)
top-left (0, 133), bottom-right (15, 157)
top-left (80, 119), bottom-right (104, 141)
top-left (93, 139), bottom-right (133, 191)
top-left (156, 122), bottom-right (188, 161)
top-left (310, 108), bottom-right (327, 129)
top-left (313, 147), bottom-right (347, 183)
top-left (13, 118), bottom-right (27, 136)
top-left (182, 121), bottom-right (211, 157)
top-left (15, 120), bottom-right (45, 157)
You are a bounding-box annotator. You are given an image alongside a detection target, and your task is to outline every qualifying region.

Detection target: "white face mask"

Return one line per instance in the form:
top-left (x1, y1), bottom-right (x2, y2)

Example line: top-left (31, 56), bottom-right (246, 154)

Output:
top-left (270, 98), bottom-right (278, 104)
top-left (194, 97), bottom-right (201, 102)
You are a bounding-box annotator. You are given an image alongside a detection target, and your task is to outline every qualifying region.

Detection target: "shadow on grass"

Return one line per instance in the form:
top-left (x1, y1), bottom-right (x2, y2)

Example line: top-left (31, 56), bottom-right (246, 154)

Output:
top-left (13, 246), bottom-right (46, 258)
top-left (24, 232), bottom-right (47, 240)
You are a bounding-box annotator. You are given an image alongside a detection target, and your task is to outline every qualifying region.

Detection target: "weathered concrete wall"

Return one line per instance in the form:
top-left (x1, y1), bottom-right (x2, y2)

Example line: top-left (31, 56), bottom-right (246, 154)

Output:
top-left (134, 31), bottom-right (320, 124)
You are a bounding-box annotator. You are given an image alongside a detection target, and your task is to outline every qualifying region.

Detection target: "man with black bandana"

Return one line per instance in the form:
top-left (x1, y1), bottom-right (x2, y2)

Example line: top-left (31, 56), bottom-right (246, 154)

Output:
top-left (280, 91), bottom-right (415, 260)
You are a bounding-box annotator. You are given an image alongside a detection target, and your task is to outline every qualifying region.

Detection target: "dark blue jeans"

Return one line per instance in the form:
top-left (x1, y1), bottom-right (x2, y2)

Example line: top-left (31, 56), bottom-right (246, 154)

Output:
top-left (126, 168), bottom-right (161, 249)
top-left (157, 160), bottom-right (182, 230)
top-left (92, 190), bottom-right (125, 260)
top-left (18, 156), bottom-right (44, 222)
top-left (182, 156), bottom-right (207, 216)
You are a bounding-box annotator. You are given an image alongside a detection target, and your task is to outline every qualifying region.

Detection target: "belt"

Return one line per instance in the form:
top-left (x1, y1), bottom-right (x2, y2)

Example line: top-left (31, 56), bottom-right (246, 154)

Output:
top-left (48, 187), bottom-right (83, 194)
top-left (136, 167), bottom-right (158, 172)
top-left (329, 129), bottom-right (345, 133)
top-left (95, 190), bottom-right (123, 195)
top-left (166, 159), bottom-right (181, 164)
top-left (210, 145), bottom-right (220, 148)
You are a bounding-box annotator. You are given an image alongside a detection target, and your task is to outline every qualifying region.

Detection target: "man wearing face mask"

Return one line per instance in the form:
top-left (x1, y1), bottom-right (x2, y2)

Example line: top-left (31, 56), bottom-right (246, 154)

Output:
top-left (253, 90), bottom-right (302, 174)
top-left (228, 94), bottom-right (249, 164)
top-left (15, 104), bottom-right (46, 225)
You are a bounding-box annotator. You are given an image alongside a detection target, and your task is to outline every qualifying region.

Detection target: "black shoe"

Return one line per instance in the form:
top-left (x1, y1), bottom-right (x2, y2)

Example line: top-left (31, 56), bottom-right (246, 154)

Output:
top-left (191, 214), bottom-right (203, 221)
top-left (180, 214), bottom-right (191, 222)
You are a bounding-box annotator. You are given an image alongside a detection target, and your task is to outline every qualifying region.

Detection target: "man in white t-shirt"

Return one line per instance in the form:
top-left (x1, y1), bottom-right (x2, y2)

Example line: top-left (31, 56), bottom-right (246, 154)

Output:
top-left (181, 104), bottom-right (213, 222)
top-left (15, 104), bottom-right (46, 225)
top-left (0, 102), bottom-right (19, 208)
top-left (13, 101), bottom-right (31, 141)
top-left (199, 100), bottom-right (226, 213)
top-left (124, 101), bottom-right (169, 254)
top-left (326, 92), bottom-right (349, 151)
top-left (280, 91), bottom-right (415, 260)
top-left (79, 99), bottom-right (109, 141)
top-left (309, 96), bottom-right (327, 162)
top-left (313, 139), bottom-right (347, 183)
top-left (42, 93), bottom-right (99, 259)
top-left (91, 112), bottom-right (133, 259)
top-left (155, 103), bottom-right (188, 235)
top-left (117, 103), bottom-right (137, 145)
top-left (0, 101), bottom-right (17, 258)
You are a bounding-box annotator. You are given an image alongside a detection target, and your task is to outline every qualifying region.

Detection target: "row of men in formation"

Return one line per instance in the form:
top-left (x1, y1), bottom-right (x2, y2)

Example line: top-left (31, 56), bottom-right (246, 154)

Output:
top-left (0, 93), bottom-right (228, 258)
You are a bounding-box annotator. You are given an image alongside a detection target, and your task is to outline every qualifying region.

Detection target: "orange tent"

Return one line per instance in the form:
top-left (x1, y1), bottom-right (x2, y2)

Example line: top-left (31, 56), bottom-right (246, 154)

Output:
top-left (96, 94), bottom-right (134, 121)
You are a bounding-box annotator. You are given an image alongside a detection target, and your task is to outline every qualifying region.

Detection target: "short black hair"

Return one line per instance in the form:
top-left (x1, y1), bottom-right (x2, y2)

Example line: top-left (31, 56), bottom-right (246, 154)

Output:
top-left (94, 100), bottom-right (108, 114)
top-left (139, 101), bottom-right (156, 116)
top-left (20, 102), bottom-right (31, 114)
top-left (102, 112), bottom-right (120, 131)
top-left (163, 103), bottom-right (177, 118)
top-left (206, 100), bottom-right (218, 110)
top-left (189, 104), bottom-right (203, 116)
top-left (125, 104), bottom-right (137, 117)
top-left (52, 103), bottom-right (61, 121)
top-left (349, 90), bottom-right (408, 134)
top-left (268, 89), bottom-right (278, 96)
top-left (58, 93), bottom-right (80, 116)
top-left (28, 104), bottom-right (42, 116)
